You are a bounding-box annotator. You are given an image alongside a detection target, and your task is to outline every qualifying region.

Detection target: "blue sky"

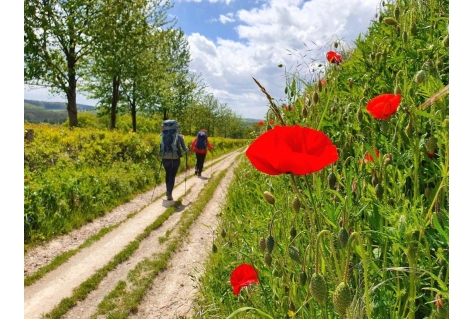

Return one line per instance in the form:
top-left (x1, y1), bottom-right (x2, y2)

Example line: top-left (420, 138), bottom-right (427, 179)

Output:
top-left (24, 0), bottom-right (385, 120)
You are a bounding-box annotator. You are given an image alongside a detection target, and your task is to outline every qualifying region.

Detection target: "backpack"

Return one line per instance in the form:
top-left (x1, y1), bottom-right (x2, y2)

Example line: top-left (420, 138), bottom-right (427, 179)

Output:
top-left (159, 120), bottom-right (182, 159)
top-left (196, 131), bottom-right (207, 150)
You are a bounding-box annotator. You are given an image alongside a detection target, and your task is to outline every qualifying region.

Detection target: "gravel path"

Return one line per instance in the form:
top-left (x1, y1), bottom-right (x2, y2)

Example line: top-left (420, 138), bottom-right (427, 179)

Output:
top-left (24, 149), bottom-right (244, 318)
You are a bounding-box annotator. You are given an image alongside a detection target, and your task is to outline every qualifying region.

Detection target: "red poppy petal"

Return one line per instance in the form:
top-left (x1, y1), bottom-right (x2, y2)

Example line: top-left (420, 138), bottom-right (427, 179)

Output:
top-left (230, 264), bottom-right (259, 295)
top-left (367, 94), bottom-right (401, 120)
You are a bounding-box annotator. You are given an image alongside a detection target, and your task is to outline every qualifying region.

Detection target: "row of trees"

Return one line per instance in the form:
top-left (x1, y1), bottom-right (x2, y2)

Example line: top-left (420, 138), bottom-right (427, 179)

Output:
top-left (24, 0), bottom-right (245, 135)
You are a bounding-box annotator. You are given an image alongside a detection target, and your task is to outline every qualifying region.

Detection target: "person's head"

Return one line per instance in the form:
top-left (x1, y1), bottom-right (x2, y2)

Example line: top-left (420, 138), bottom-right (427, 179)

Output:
top-left (200, 129), bottom-right (207, 134)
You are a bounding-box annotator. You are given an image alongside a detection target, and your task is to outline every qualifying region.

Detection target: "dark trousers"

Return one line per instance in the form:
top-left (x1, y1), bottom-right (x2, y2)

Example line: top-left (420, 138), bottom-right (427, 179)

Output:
top-left (162, 158), bottom-right (180, 196)
top-left (195, 153), bottom-right (207, 173)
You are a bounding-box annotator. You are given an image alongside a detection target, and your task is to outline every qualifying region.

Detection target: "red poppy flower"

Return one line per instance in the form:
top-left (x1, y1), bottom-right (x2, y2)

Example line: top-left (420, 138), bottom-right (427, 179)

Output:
top-left (326, 51), bottom-right (342, 64)
top-left (245, 124), bottom-right (338, 175)
top-left (360, 149), bottom-right (380, 164)
top-left (257, 121), bottom-right (264, 126)
top-left (230, 264), bottom-right (259, 295)
top-left (366, 94), bottom-right (401, 120)
top-left (269, 119), bottom-right (274, 125)
top-left (284, 105), bottom-right (294, 111)
top-left (319, 79), bottom-right (327, 87)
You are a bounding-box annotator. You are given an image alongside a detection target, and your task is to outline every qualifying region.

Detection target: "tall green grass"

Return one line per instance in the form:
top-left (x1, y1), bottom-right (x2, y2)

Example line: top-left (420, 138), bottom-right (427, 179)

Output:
top-left (194, 0), bottom-right (448, 318)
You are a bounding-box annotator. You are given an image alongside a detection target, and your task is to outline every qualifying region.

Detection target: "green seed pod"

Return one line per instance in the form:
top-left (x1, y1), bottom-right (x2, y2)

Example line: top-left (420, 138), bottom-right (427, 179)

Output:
top-left (263, 191), bottom-right (275, 205)
top-left (395, 6), bottom-right (400, 20)
top-left (266, 235), bottom-right (275, 254)
top-left (212, 243), bottom-right (218, 253)
top-left (221, 228), bottom-right (226, 238)
top-left (402, 31), bottom-right (408, 44)
top-left (309, 273), bottom-right (328, 305)
top-left (384, 17), bottom-right (398, 26)
top-left (333, 282), bottom-right (352, 315)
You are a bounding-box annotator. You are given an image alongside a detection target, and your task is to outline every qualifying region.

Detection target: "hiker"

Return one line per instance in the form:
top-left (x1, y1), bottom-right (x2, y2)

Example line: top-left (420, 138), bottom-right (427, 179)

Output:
top-left (191, 129), bottom-right (214, 177)
top-left (159, 120), bottom-right (189, 201)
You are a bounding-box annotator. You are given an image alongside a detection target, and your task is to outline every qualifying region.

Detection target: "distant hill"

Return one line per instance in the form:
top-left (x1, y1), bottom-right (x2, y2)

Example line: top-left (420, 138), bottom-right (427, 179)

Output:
top-left (24, 99), bottom-right (96, 124)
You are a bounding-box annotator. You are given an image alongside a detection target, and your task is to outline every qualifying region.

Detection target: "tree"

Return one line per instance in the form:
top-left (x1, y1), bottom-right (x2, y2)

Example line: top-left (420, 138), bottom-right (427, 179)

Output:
top-left (24, 0), bottom-right (101, 127)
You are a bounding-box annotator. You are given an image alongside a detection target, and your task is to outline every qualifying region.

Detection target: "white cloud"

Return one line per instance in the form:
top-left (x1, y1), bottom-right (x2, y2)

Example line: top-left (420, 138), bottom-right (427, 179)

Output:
top-left (187, 0), bottom-right (380, 119)
top-left (219, 13), bottom-right (235, 24)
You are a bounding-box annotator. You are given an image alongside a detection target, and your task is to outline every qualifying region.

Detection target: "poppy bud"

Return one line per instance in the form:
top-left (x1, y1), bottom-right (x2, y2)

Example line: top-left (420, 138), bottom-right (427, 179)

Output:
top-left (212, 243), bottom-right (218, 253)
top-left (394, 84), bottom-right (402, 95)
top-left (266, 235), bottom-right (275, 254)
top-left (384, 17), bottom-right (398, 26)
top-left (371, 173), bottom-right (379, 186)
top-left (405, 119), bottom-right (414, 138)
top-left (348, 78), bottom-right (354, 89)
top-left (414, 70), bottom-right (427, 83)
top-left (425, 136), bottom-right (438, 153)
top-left (312, 91), bottom-right (319, 105)
top-left (292, 196), bottom-right (301, 214)
top-left (334, 41), bottom-right (339, 48)
top-left (383, 153), bottom-right (393, 166)
top-left (402, 31), bottom-right (408, 44)
top-left (327, 172), bottom-right (337, 190)
top-left (309, 273), bottom-right (328, 305)
top-left (221, 228), bottom-right (226, 238)
top-left (378, 14), bottom-right (383, 23)
top-left (318, 80), bottom-right (323, 92)
top-left (288, 245), bottom-right (301, 263)
top-left (338, 228), bottom-right (349, 247)
top-left (333, 282), bottom-right (352, 315)
top-left (263, 191), bottom-right (275, 205)
top-left (302, 106), bottom-right (308, 118)
top-left (395, 6), bottom-right (400, 20)
top-left (278, 63), bottom-right (283, 68)
top-left (410, 22), bottom-right (418, 35)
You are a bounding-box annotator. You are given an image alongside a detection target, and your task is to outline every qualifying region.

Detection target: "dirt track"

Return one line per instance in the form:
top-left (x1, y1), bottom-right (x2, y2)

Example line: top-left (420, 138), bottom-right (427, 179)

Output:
top-left (24, 148), bottom-right (244, 318)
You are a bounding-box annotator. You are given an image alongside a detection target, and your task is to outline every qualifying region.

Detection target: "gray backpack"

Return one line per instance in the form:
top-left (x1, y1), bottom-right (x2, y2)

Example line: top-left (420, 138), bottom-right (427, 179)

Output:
top-left (159, 120), bottom-right (182, 159)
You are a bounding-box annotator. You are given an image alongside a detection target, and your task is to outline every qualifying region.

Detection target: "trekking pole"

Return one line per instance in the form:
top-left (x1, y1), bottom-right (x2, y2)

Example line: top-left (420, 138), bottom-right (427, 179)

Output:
top-left (150, 161), bottom-right (163, 204)
top-left (184, 150), bottom-right (188, 194)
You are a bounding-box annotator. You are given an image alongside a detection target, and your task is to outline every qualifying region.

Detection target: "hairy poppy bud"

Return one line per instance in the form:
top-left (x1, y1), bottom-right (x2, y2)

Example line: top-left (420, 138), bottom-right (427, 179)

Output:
top-left (299, 271), bottom-right (307, 286)
top-left (384, 17), bottom-right (398, 26)
top-left (212, 243), bottom-right (218, 253)
top-left (338, 228), bottom-right (349, 247)
top-left (425, 136), bottom-right (438, 153)
top-left (402, 31), bottom-right (408, 44)
top-left (264, 252), bottom-right (272, 266)
top-left (312, 91), bottom-right (319, 105)
top-left (394, 84), bottom-right (402, 95)
top-left (327, 172), bottom-right (337, 190)
top-left (333, 282), bottom-right (352, 315)
top-left (395, 6), bottom-right (400, 20)
top-left (288, 245), bottom-right (301, 263)
top-left (290, 226), bottom-right (297, 239)
top-left (309, 273), bottom-right (328, 304)
top-left (266, 235), bottom-right (275, 254)
top-left (263, 191), bottom-right (275, 205)
top-left (357, 107), bottom-right (363, 122)
top-left (375, 183), bottom-right (384, 200)
top-left (414, 70), bottom-right (427, 83)
top-left (348, 78), bottom-right (354, 89)
top-left (302, 106), bottom-right (308, 118)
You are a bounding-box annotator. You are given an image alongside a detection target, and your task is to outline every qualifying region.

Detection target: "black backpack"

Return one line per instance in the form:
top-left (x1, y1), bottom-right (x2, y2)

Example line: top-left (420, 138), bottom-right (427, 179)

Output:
top-left (196, 131), bottom-right (207, 150)
top-left (159, 120), bottom-right (182, 159)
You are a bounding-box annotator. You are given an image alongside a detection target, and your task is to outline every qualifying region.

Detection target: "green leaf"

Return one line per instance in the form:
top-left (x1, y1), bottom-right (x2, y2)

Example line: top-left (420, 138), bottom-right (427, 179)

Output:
top-left (225, 307), bottom-right (274, 319)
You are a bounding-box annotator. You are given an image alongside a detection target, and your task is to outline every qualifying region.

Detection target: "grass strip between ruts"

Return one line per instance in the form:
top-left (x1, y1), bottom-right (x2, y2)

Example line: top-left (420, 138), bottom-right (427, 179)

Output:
top-left (40, 156), bottom-right (236, 319)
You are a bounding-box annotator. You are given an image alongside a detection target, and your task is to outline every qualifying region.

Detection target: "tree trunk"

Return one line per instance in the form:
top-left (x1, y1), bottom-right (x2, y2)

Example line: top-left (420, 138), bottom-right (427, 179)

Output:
top-left (111, 75), bottom-right (120, 130)
top-left (66, 57), bottom-right (78, 127)
top-left (131, 101), bottom-right (137, 132)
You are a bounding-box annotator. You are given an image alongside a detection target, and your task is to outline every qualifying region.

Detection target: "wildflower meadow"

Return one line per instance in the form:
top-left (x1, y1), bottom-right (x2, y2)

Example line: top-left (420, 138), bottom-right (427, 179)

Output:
top-left (194, 0), bottom-right (449, 318)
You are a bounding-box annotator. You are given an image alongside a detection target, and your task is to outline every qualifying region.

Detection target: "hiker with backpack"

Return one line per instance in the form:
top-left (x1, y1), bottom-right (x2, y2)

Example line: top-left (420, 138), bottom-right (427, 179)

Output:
top-left (191, 129), bottom-right (214, 177)
top-left (159, 120), bottom-right (189, 201)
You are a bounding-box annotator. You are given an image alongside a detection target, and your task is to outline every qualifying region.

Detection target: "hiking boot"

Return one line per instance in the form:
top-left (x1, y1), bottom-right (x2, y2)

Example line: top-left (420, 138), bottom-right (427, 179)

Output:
top-left (195, 169), bottom-right (198, 175)
top-left (167, 195), bottom-right (173, 200)
top-left (197, 170), bottom-right (202, 177)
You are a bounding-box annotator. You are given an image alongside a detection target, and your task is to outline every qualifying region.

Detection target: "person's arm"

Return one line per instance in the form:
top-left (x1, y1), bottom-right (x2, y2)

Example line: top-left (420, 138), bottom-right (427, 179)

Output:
top-left (207, 139), bottom-right (214, 151)
top-left (180, 135), bottom-right (188, 153)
